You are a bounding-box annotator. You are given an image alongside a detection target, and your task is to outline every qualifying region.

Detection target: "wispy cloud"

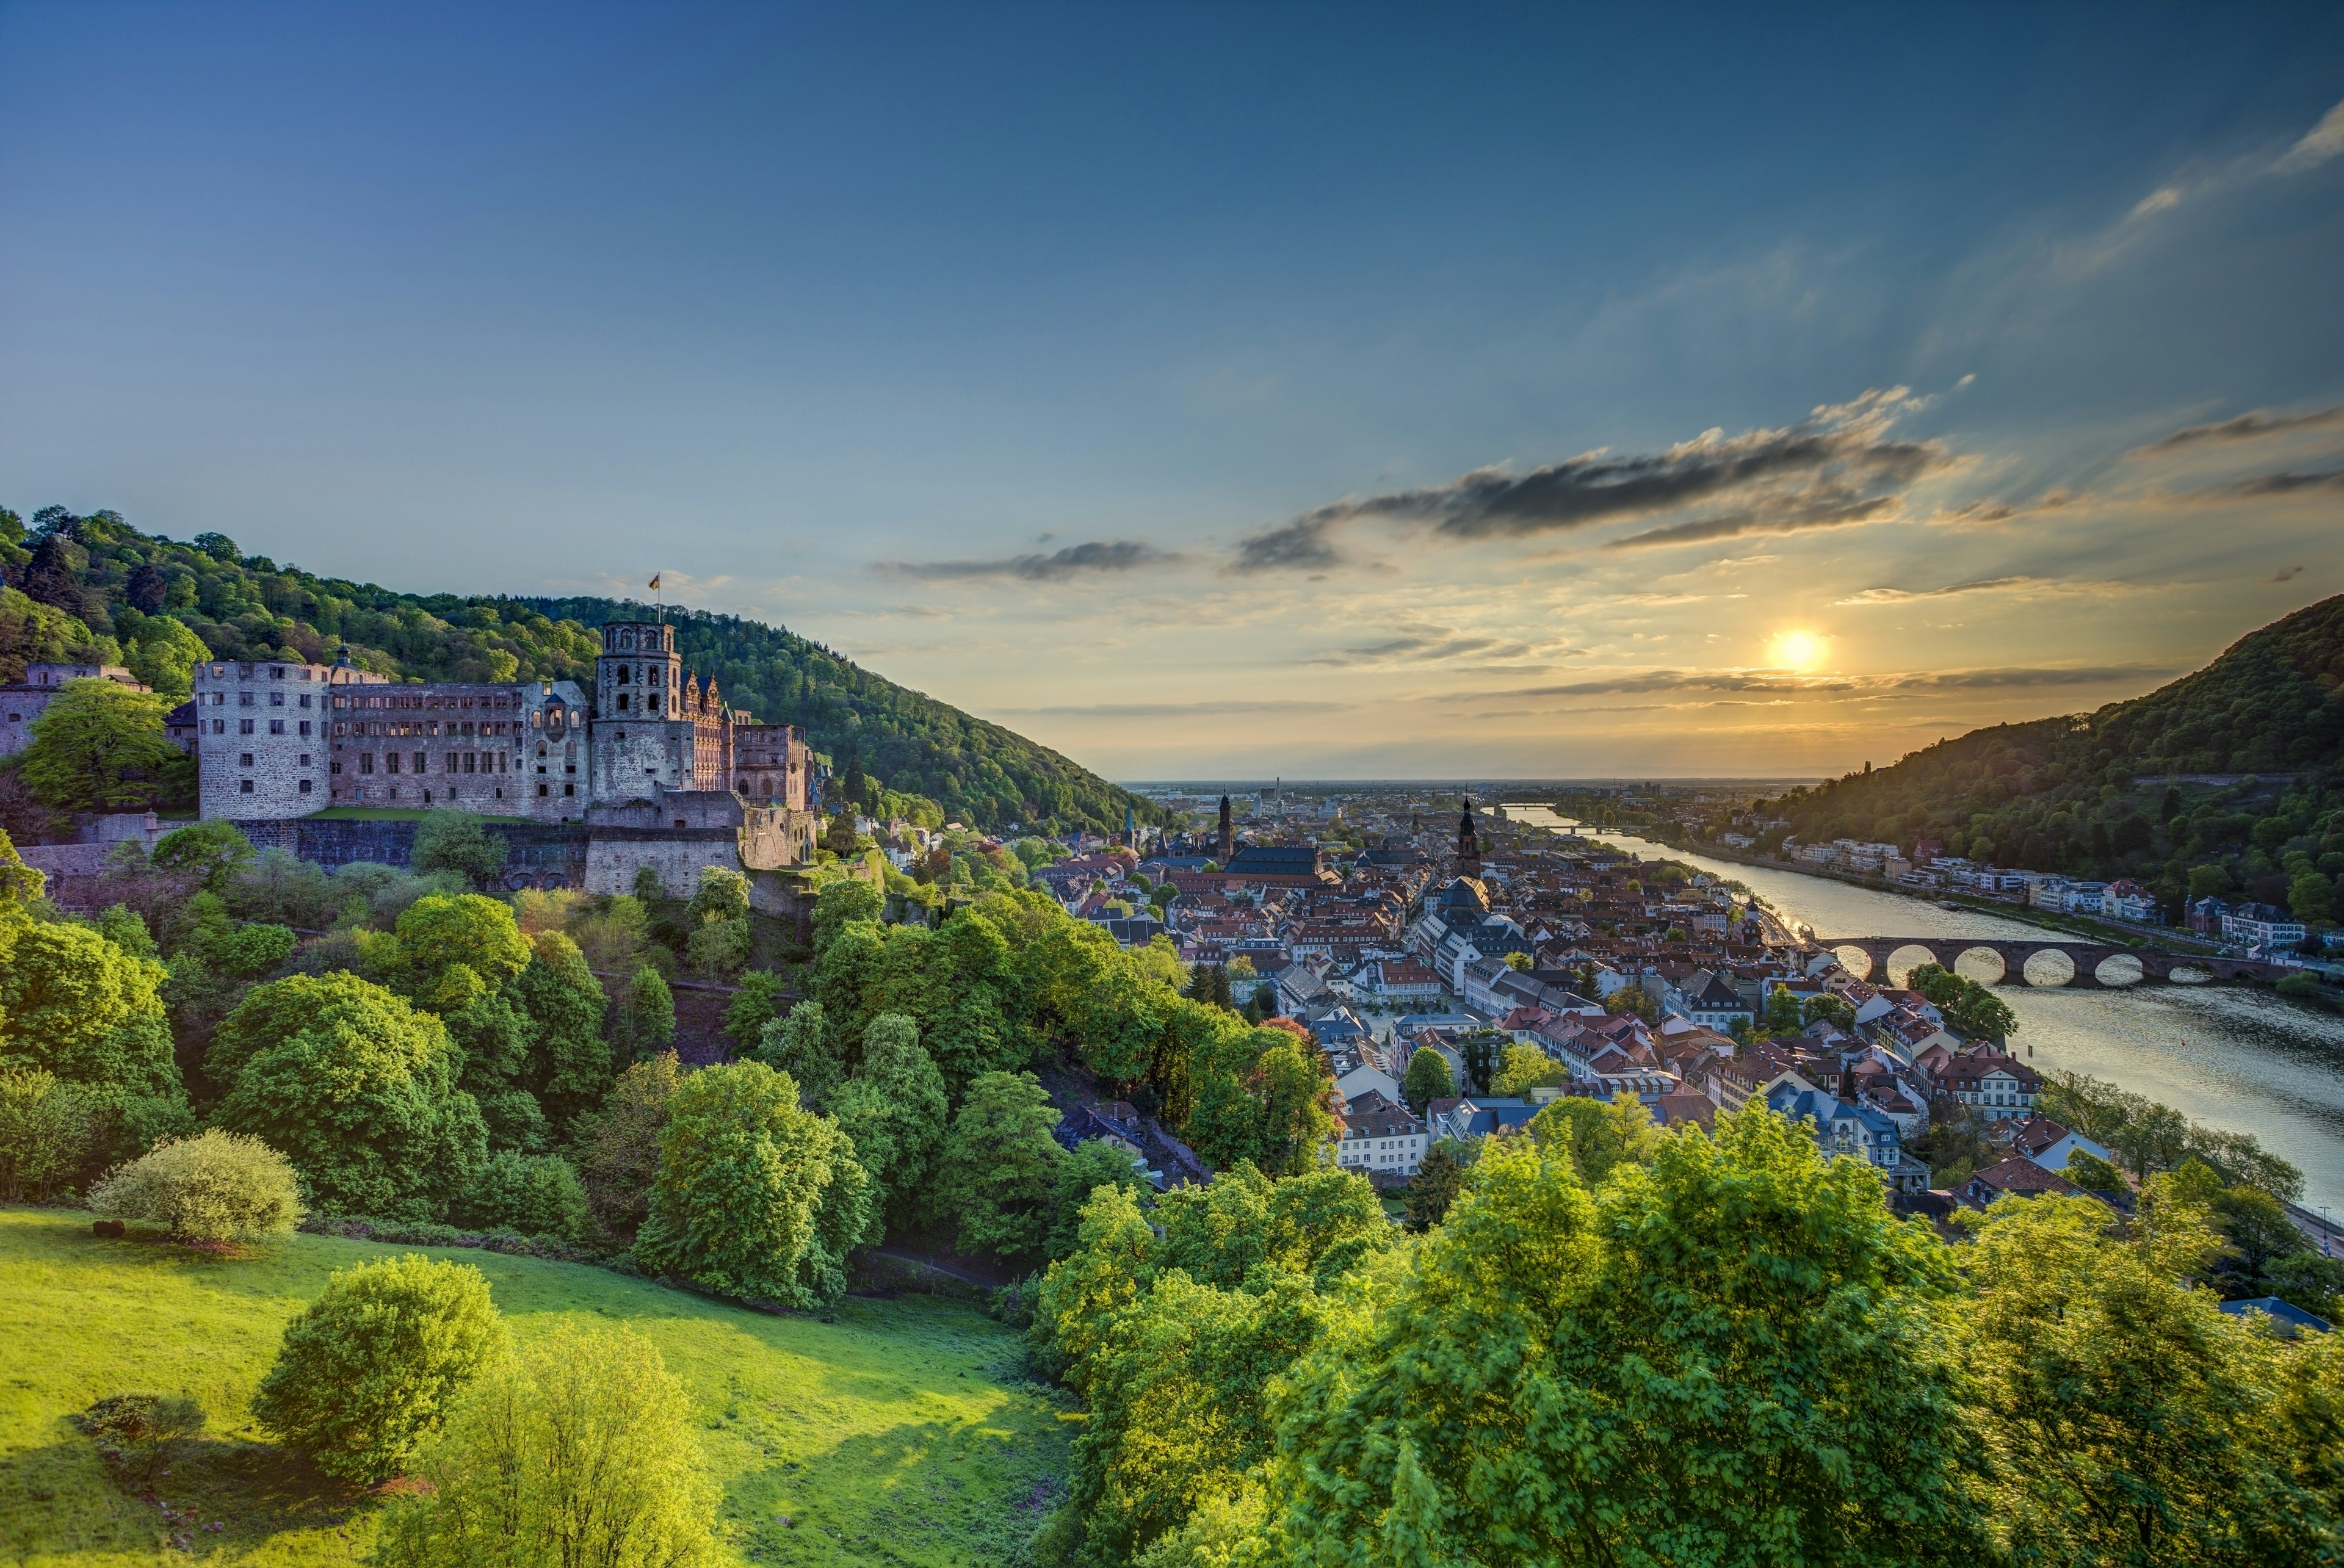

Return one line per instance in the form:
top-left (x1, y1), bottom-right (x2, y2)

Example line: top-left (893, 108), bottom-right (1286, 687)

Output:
top-left (876, 540), bottom-right (1177, 581)
top-left (2274, 565), bottom-right (2307, 583)
top-left (2274, 97), bottom-right (2344, 175)
top-left (2183, 468), bottom-right (2344, 500)
top-left (993, 698), bottom-right (1348, 718)
top-left (1228, 386), bottom-right (1952, 569)
top-left (2135, 404), bottom-right (2344, 453)
top-left (1305, 632), bottom-right (1541, 667)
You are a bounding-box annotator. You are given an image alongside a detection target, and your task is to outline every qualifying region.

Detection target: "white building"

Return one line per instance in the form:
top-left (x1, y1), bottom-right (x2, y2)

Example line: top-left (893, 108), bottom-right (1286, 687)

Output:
top-left (1335, 1090), bottom-right (1427, 1178)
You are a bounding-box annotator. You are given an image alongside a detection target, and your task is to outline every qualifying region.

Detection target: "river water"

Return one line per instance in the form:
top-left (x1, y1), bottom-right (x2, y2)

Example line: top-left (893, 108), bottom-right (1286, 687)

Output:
top-left (1506, 806), bottom-right (2344, 1213)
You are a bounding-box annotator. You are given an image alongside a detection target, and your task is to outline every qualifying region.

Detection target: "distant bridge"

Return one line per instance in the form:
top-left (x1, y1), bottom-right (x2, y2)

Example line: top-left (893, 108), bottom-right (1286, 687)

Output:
top-left (1815, 936), bottom-right (2287, 989)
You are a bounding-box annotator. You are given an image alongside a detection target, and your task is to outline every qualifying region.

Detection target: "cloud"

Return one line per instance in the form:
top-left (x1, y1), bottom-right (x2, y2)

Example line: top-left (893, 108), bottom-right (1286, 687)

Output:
top-left (1836, 575), bottom-right (2041, 605)
top-left (2274, 565), bottom-right (2306, 582)
top-left (993, 698), bottom-right (1348, 718)
top-left (875, 540), bottom-right (1177, 582)
top-left (2136, 405), bottom-right (2344, 453)
top-left (2182, 468), bottom-right (2344, 500)
top-left (1305, 633), bottom-right (1540, 667)
top-left (1883, 664), bottom-right (2174, 691)
top-left (1499, 662), bottom-right (2172, 701)
top-left (1228, 386), bottom-right (1953, 568)
top-left (2274, 96), bottom-right (2344, 175)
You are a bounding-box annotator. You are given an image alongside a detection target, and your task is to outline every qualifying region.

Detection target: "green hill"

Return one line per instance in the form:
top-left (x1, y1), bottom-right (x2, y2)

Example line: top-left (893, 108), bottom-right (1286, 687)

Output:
top-left (1765, 594), bottom-right (2344, 915)
top-left (0, 1206), bottom-right (1064, 1567)
top-left (0, 504), bottom-right (1157, 834)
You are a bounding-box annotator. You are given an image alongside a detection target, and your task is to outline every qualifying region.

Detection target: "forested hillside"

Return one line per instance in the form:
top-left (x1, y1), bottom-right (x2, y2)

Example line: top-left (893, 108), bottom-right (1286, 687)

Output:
top-left (0, 504), bottom-right (1157, 833)
top-left (1767, 594), bottom-right (2344, 919)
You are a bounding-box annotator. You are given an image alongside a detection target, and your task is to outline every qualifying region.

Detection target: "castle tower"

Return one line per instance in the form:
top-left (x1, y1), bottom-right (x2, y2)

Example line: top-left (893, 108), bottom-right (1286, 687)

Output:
top-left (1456, 797), bottom-right (1483, 878)
top-left (1217, 795), bottom-right (1234, 862)
top-left (589, 620), bottom-right (696, 803)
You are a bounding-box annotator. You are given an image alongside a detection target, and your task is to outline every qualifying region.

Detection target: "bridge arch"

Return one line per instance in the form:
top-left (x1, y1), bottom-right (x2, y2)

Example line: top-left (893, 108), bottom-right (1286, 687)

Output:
top-left (1884, 944), bottom-right (1939, 988)
top-left (1954, 946), bottom-right (2007, 985)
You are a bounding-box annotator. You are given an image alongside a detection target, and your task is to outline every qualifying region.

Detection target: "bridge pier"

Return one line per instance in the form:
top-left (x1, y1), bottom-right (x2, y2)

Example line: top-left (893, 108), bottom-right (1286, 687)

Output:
top-left (1815, 937), bottom-right (2276, 990)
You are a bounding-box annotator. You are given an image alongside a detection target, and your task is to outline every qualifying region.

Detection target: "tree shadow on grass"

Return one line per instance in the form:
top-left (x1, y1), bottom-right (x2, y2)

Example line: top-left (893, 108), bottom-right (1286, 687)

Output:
top-left (0, 1419), bottom-right (370, 1559)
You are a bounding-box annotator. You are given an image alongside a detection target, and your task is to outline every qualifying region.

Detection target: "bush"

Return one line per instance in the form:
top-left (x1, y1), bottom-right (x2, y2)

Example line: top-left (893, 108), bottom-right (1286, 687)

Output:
top-left (576, 1052), bottom-right (682, 1249)
top-left (81, 1392), bottom-right (205, 1483)
top-left (0, 1067), bottom-right (90, 1201)
top-left (613, 966), bottom-right (675, 1061)
top-left (251, 1254), bottom-right (505, 1483)
top-left (375, 1323), bottom-right (717, 1568)
top-left (89, 1129), bottom-right (304, 1243)
top-left (454, 1151), bottom-right (590, 1245)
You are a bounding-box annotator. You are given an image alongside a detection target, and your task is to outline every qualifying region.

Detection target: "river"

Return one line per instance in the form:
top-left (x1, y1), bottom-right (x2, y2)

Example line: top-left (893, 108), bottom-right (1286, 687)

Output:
top-left (1506, 806), bottom-right (2344, 1213)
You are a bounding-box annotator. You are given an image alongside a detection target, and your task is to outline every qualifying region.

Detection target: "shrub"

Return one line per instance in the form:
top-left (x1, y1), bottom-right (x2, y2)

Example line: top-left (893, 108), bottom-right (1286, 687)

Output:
top-left (0, 1066), bottom-right (90, 1201)
top-left (613, 965), bottom-right (676, 1060)
top-left (89, 1129), bottom-right (304, 1243)
top-left (251, 1253), bottom-right (504, 1483)
top-left (81, 1392), bottom-right (205, 1483)
top-left (374, 1323), bottom-right (717, 1568)
top-left (455, 1151), bottom-right (590, 1245)
top-left (576, 1052), bottom-right (682, 1248)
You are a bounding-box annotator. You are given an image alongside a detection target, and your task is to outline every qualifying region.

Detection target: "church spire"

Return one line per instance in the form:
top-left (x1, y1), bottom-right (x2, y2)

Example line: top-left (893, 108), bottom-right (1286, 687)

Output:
top-left (1456, 797), bottom-right (1483, 878)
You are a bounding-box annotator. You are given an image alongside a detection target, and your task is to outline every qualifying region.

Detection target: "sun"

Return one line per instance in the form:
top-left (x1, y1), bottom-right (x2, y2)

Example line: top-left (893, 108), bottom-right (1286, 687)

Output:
top-left (1773, 630), bottom-right (1824, 669)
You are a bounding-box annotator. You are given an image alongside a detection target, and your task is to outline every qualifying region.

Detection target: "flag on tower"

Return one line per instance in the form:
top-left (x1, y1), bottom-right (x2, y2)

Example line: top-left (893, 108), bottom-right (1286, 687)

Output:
top-left (648, 573), bottom-right (661, 591)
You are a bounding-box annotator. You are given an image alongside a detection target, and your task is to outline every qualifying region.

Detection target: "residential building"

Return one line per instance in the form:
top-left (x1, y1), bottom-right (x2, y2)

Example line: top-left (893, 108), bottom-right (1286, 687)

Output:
top-left (1335, 1090), bottom-right (1427, 1178)
top-left (1935, 1053), bottom-right (2042, 1121)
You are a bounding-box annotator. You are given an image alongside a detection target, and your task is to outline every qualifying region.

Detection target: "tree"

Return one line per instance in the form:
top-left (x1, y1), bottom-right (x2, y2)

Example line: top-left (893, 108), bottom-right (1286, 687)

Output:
top-left (392, 892), bottom-right (532, 1013)
top-left (1457, 1030), bottom-right (1502, 1094)
top-left (17, 679), bottom-right (190, 811)
top-left (1908, 962), bottom-right (2018, 1044)
top-left (375, 1323), bottom-right (717, 1568)
top-left (251, 1254), bottom-right (504, 1484)
top-left (685, 865), bottom-right (751, 925)
top-left (410, 812), bottom-right (508, 888)
top-left (1762, 982), bottom-right (1805, 1035)
top-left (1402, 1138), bottom-right (1470, 1231)
top-left (612, 965), bottom-right (675, 1061)
top-left (755, 1000), bottom-right (839, 1102)
top-left (454, 1150), bottom-right (590, 1244)
top-left (1275, 1111), bottom-right (1987, 1565)
top-left (720, 969), bottom-right (789, 1049)
top-left (207, 973), bottom-right (488, 1221)
top-left (1526, 1093), bottom-right (1660, 1188)
top-left (121, 614), bottom-right (209, 701)
top-left (827, 1013), bottom-right (949, 1232)
top-left (1803, 992), bottom-right (1857, 1030)
top-left (1046, 1137), bottom-right (1151, 1262)
top-left (2292, 870), bottom-right (2335, 925)
top-left (1400, 1046), bottom-right (1453, 1116)
top-left (934, 1070), bottom-right (1066, 1262)
top-left (1491, 1042), bottom-right (1566, 1097)
top-left (506, 930), bottom-right (609, 1130)
top-left (88, 1128), bottom-right (303, 1243)
top-left (634, 1059), bottom-right (875, 1308)
top-left (574, 1051), bottom-right (680, 1248)
top-left (0, 917), bottom-right (179, 1098)
top-left (148, 819), bottom-right (254, 889)
top-left (1959, 1188), bottom-right (2308, 1565)
top-left (0, 1067), bottom-right (90, 1202)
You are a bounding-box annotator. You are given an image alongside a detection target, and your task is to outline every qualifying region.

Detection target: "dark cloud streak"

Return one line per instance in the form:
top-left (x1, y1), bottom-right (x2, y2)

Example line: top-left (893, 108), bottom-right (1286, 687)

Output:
top-left (876, 540), bottom-right (1176, 582)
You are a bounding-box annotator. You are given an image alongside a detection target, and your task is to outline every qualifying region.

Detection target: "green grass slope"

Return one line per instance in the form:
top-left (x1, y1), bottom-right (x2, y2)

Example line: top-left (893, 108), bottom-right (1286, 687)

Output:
top-left (0, 1207), bottom-right (1065, 1567)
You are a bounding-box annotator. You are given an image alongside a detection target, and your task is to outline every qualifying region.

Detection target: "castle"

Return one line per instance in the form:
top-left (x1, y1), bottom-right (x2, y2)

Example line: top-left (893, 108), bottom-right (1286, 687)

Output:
top-left (193, 619), bottom-right (823, 895)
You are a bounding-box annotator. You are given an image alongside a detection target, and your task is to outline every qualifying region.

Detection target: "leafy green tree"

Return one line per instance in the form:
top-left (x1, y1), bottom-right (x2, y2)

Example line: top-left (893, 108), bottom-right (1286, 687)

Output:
top-left (684, 865), bottom-right (751, 925)
top-left (392, 892), bottom-right (532, 1013)
top-left (374, 1323), bottom-right (717, 1568)
top-left (720, 969), bottom-right (789, 1049)
top-left (634, 1059), bottom-right (875, 1307)
top-left (1271, 1110), bottom-right (1987, 1566)
top-left (252, 1254), bottom-right (505, 1484)
top-left (612, 965), bottom-right (675, 1061)
top-left (574, 1051), bottom-right (680, 1248)
top-left (934, 1069), bottom-right (1066, 1262)
top-left (1400, 1046), bottom-right (1453, 1116)
top-left (1762, 981), bottom-right (1805, 1035)
top-left (410, 812), bottom-right (507, 888)
top-left (18, 679), bottom-right (190, 811)
top-left (454, 1150), bottom-right (590, 1243)
top-left (2064, 1148), bottom-right (2125, 1192)
top-left (507, 930), bottom-right (609, 1130)
top-left (148, 819), bottom-right (255, 889)
top-left (755, 1000), bottom-right (839, 1103)
top-left (1526, 1093), bottom-right (1659, 1188)
top-left (827, 1013), bottom-right (948, 1232)
top-left (1959, 1187), bottom-right (2309, 1565)
top-left (121, 613), bottom-right (209, 701)
top-left (1184, 1028), bottom-right (1335, 1177)
top-left (0, 917), bottom-right (179, 1097)
top-left (208, 972), bottom-right (488, 1221)
top-left (87, 1128), bottom-right (303, 1243)
top-left (1908, 962), bottom-right (2018, 1043)
top-left (0, 1067), bottom-right (90, 1202)
top-left (1490, 1042), bottom-right (1566, 1096)
top-left (1803, 991), bottom-right (1857, 1030)
top-left (810, 877), bottom-right (883, 948)
top-left (2292, 870), bottom-right (2335, 925)
top-left (1402, 1138), bottom-right (1470, 1231)
top-left (1046, 1137), bottom-right (1150, 1262)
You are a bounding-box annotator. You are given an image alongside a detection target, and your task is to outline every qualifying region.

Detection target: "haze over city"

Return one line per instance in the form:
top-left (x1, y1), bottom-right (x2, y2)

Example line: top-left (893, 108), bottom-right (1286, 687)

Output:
top-left (3, 4), bottom-right (2341, 777)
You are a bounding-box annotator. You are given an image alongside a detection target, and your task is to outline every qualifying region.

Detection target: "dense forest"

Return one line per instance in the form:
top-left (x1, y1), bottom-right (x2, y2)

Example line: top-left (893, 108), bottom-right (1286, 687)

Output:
top-left (0, 504), bottom-right (1160, 834)
top-left (1767, 594), bottom-right (2344, 922)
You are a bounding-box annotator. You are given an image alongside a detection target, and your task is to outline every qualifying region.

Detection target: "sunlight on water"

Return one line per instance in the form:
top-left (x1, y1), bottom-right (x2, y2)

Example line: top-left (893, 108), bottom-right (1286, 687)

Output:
top-left (1510, 807), bottom-right (2344, 1212)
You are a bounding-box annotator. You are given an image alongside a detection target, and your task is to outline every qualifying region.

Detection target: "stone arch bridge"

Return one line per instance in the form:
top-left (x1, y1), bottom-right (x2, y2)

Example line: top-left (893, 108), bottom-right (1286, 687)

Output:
top-left (1816, 936), bottom-right (2287, 990)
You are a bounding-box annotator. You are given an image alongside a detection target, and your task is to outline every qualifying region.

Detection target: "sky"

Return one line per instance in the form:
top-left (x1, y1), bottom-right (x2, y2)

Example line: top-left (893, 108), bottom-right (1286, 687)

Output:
top-left (3, 4), bottom-right (2342, 782)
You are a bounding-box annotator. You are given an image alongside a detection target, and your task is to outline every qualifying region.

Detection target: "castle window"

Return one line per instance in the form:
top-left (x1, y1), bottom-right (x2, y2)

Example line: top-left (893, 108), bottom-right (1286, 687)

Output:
top-left (240, 718), bottom-right (255, 734)
top-left (539, 782), bottom-right (549, 797)
top-left (386, 753), bottom-right (400, 774)
top-left (298, 779), bottom-right (312, 794)
top-left (241, 779), bottom-right (254, 793)
top-left (239, 753), bottom-right (254, 767)
top-left (270, 691), bottom-right (284, 707)
top-left (269, 720), bottom-right (285, 735)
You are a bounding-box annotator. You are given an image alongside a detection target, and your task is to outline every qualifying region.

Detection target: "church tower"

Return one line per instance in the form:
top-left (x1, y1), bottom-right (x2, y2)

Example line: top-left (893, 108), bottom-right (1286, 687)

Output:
top-left (1456, 797), bottom-right (1483, 878)
top-left (1217, 794), bottom-right (1234, 862)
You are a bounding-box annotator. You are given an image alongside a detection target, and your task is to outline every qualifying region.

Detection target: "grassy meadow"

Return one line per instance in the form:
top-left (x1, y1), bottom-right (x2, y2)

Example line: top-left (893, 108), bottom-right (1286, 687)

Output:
top-left (0, 1207), bottom-right (1067, 1567)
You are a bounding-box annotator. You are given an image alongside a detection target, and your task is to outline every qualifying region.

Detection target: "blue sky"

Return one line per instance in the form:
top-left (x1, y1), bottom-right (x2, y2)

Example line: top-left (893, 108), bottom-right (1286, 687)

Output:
top-left (4, 3), bottom-right (2342, 778)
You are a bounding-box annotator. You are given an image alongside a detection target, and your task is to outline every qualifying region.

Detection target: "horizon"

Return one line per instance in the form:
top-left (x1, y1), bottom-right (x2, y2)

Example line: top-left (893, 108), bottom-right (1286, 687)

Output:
top-left (4, 5), bottom-right (2340, 781)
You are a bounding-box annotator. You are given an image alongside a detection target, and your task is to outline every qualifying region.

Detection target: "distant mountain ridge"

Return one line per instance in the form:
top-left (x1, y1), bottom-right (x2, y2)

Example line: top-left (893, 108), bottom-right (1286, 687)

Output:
top-left (1767, 594), bottom-right (2344, 901)
top-left (0, 504), bottom-right (1158, 834)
